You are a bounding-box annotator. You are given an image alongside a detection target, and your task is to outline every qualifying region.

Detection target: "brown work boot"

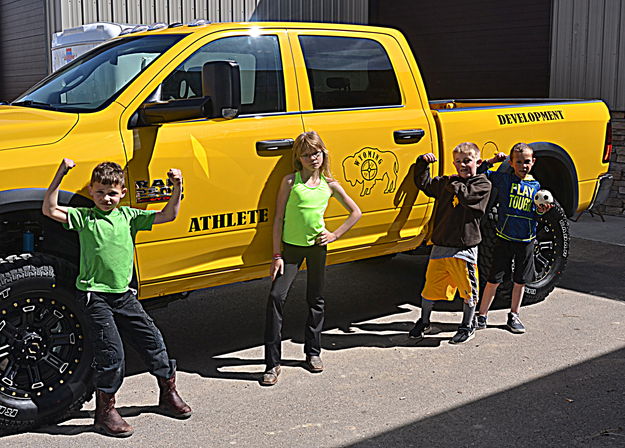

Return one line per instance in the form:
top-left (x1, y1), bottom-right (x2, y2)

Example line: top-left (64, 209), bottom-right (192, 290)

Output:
top-left (260, 366), bottom-right (281, 386)
top-left (306, 355), bottom-right (324, 373)
top-left (157, 373), bottom-right (192, 419)
top-left (94, 390), bottom-right (134, 438)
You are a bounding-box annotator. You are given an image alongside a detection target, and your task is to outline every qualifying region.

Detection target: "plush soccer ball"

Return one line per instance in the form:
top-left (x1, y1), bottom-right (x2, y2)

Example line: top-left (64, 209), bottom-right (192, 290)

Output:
top-left (534, 189), bottom-right (554, 207)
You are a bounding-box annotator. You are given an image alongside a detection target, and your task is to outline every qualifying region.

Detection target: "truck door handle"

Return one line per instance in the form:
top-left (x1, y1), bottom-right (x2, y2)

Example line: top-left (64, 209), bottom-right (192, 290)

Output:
top-left (256, 139), bottom-right (294, 152)
top-left (394, 129), bottom-right (426, 144)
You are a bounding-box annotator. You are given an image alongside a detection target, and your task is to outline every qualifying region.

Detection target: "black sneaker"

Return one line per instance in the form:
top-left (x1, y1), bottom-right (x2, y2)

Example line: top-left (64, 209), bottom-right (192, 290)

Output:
top-left (408, 318), bottom-right (430, 339)
top-left (507, 312), bottom-right (526, 333)
top-left (476, 315), bottom-right (488, 330)
top-left (449, 326), bottom-right (475, 344)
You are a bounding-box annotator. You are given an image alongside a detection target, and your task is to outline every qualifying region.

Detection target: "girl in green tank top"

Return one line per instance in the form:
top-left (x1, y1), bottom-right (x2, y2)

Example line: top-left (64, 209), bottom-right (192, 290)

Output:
top-left (261, 131), bottom-right (362, 386)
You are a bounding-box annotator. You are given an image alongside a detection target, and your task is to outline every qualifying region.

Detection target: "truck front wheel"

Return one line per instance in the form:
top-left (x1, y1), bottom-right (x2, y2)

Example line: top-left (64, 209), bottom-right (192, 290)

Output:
top-left (0, 254), bottom-right (93, 434)
top-left (478, 201), bottom-right (570, 305)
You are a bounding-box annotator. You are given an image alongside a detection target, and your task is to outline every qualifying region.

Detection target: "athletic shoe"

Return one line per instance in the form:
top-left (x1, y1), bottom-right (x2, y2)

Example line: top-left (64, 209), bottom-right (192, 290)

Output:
top-left (476, 315), bottom-right (488, 330)
top-left (507, 312), bottom-right (526, 333)
top-left (408, 318), bottom-right (431, 339)
top-left (449, 326), bottom-right (475, 344)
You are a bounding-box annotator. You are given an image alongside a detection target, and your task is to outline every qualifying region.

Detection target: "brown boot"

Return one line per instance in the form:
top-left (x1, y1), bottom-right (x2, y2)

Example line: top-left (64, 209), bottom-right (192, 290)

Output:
top-left (94, 390), bottom-right (134, 437)
top-left (157, 373), bottom-right (192, 419)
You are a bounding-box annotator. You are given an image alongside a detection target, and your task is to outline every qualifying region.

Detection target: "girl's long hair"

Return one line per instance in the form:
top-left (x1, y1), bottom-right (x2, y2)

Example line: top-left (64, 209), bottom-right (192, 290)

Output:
top-left (292, 131), bottom-right (333, 179)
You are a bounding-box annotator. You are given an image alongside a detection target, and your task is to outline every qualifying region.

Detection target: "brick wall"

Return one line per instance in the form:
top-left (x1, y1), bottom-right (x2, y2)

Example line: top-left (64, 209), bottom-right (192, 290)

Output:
top-left (601, 111), bottom-right (625, 216)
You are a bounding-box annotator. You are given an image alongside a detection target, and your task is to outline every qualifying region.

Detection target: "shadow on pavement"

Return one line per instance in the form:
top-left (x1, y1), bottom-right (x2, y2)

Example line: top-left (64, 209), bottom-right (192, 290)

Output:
top-left (342, 346), bottom-right (625, 448)
top-left (558, 238), bottom-right (625, 301)
top-left (321, 321), bottom-right (459, 350)
top-left (32, 236), bottom-right (622, 438)
top-left (123, 234), bottom-right (621, 382)
top-left (125, 253), bottom-right (432, 380)
top-left (35, 405), bottom-right (182, 436)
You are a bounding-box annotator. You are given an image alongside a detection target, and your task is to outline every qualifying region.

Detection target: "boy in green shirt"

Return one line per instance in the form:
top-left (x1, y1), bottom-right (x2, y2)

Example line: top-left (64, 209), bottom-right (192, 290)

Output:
top-left (43, 159), bottom-right (191, 437)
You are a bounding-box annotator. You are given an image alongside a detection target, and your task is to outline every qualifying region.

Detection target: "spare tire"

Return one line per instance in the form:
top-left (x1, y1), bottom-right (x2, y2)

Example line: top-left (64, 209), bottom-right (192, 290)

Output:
top-left (0, 253), bottom-right (93, 435)
top-left (478, 201), bottom-right (570, 305)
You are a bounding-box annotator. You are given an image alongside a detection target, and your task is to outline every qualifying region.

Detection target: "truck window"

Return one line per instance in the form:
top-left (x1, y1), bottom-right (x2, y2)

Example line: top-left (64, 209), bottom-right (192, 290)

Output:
top-left (298, 35), bottom-right (401, 110)
top-left (158, 35), bottom-right (285, 114)
top-left (14, 35), bottom-right (185, 112)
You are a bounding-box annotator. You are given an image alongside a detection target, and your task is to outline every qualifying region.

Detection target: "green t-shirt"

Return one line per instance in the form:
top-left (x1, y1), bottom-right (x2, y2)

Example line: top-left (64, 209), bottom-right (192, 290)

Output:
top-left (283, 172), bottom-right (332, 246)
top-left (64, 206), bottom-right (156, 293)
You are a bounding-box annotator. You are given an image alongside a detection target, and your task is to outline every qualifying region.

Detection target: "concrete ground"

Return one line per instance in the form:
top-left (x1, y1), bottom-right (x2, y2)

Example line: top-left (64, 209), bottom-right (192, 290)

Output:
top-left (3, 215), bottom-right (625, 448)
top-left (568, 213), bottom-right (625, 246)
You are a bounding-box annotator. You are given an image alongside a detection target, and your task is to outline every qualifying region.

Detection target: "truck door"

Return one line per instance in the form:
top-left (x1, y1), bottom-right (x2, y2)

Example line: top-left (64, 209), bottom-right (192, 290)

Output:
top-left (119, 30), bottom-right (303, 296)
top-left (288, 30), bottom-right (435, 254)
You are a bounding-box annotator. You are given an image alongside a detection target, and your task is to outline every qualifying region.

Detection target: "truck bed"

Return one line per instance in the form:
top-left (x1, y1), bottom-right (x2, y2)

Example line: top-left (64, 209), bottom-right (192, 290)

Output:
top-left (429, 98), bottom-right (588, 110)
top-left (428, 98), bottom-right (610, 215)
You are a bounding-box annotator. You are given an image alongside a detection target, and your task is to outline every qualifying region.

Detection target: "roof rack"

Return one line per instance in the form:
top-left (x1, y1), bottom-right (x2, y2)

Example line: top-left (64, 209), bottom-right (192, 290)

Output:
top-left (117, 20), bottom-right (212, 36)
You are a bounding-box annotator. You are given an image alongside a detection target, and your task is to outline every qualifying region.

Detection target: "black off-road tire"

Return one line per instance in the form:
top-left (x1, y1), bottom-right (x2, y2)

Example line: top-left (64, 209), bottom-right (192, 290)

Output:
top-left (0, 253), bottom-right (93, 435)
top-left (478, 201), bottom-right (570, 306)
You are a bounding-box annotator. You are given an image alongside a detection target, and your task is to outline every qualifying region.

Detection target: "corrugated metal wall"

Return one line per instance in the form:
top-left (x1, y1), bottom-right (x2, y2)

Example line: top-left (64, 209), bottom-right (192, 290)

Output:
top-left (550, 0), bottom-right (625, 110)
top-left (251, 0), bottom-right (367, 23)
top-left (60, 0), bottom-right (259, 26)
top-left (58, 0), bottom-right (367, 28)
top-left (0, 0), bottom-right (54, 101)
top-left (551, 0), bottom-right (625, 216)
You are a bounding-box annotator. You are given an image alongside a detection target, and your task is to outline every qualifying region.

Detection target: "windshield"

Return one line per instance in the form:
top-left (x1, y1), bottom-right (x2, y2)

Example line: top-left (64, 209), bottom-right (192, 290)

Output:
top-left (14, 34), bottom-right (185, 112)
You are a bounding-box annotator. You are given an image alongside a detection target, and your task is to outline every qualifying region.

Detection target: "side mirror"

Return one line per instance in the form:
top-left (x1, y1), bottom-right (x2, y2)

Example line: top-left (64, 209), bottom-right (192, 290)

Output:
top-left (128, 60), bottom-right (242, 128)
top-left (202, 60), bottom-right (241, 119)
top-left (130, 97), bottom-right (212, 128)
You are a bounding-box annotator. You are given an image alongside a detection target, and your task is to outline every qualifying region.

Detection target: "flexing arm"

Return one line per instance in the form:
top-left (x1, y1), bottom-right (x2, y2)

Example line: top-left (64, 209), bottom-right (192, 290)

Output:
top-left (270, 174), bottom-right (294, 280)
top-left (316, 182), bottom-right (362, 246)
top-left (42, 158), bottom-right (76, 223)
top-left (413, 153), bottom-right (445, 197)
top-left (153, 169), bottom-right (183, 224)
top-left (477, 152), bottom-right (507, 175)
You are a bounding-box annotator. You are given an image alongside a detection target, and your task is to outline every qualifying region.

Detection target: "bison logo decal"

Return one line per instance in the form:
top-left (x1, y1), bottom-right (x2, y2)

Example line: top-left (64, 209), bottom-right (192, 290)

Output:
top-left (342, 147), bottom-right (399, 196)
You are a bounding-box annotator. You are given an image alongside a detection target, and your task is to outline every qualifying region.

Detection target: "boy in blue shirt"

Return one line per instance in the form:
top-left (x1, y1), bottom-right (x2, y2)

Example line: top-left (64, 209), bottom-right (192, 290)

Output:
top-left (477, 143), bottom-right (552, 333)
top-left (43, 159), bottom-right (191, 437)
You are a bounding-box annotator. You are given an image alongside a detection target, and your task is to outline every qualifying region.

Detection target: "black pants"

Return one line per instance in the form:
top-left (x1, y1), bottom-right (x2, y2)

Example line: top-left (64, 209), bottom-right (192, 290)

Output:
top-left (79, 289), bottom-right (176, 394)
top-left (264, 243), bottom-right (327, 369)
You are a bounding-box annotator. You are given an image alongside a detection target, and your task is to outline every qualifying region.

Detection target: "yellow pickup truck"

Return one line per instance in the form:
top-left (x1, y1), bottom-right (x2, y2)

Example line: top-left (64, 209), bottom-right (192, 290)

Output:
top-left (0, 22), bottom-right (612, 431)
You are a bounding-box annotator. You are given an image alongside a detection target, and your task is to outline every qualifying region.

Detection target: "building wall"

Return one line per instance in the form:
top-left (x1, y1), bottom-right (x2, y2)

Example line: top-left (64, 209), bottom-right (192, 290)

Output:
top-left (251, 0), bottom-right (367, 23)
top-left (59, 0), bottom-right (261, 27)
top-left (550, 0), bottom-right (625, 110)
top-left (550, 0), bottom-right (625, 216)
top-left (602, 112), bottom-right (625, 216)
top-left (58, 0), bottom-right (367, 29)
top-left (0, 0), bottom-right (54, 101)
top-left (369, 0), bottom-right (553, 99)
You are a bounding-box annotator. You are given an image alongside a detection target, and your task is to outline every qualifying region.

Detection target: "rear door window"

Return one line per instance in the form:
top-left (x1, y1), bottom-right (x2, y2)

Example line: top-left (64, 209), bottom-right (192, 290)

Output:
top-left (298, 35), bottom-right (401, 110)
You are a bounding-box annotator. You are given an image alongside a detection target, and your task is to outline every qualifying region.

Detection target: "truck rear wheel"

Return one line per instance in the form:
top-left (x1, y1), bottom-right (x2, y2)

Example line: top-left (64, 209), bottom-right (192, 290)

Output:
top-left (0, 254), bottom-right (93, 435)
top-left (478, 201), bottom-right (570, 306)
